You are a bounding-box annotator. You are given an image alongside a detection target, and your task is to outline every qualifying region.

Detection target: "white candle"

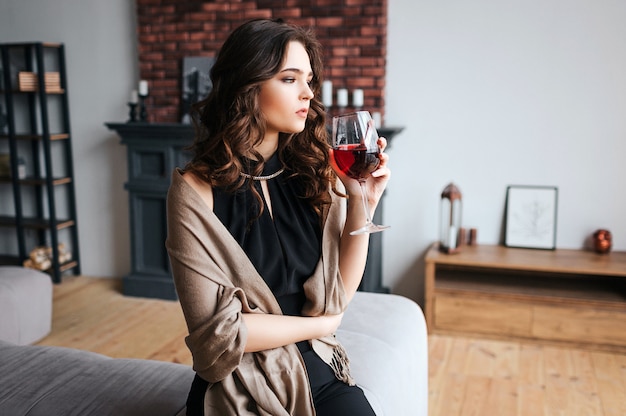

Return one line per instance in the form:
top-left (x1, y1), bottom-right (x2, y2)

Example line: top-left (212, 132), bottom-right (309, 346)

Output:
top-left (138, 80), bottom-right (149, 96)
top-left (322, 80), bottom-right (333, 107)
top-left (352, 89), bottom-right (364, 107)
top-left (337, 88), bottom-right (348, 107)
top-left (129, 90), bottom-right (138, 104)
top-left (448, 226), bottom-right (457, 249)
top-left (372, 111), bottom-right (382, 128)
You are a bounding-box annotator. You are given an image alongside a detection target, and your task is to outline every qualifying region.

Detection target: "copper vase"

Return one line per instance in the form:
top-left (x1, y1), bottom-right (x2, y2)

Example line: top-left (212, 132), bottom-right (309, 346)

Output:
top-left (592, 229), bottom-right (612, 254)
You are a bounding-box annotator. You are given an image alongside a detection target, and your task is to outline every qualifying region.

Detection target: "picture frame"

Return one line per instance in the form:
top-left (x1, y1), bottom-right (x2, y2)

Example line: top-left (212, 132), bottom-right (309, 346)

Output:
top-left (504, 185), bottom-right (558, 250)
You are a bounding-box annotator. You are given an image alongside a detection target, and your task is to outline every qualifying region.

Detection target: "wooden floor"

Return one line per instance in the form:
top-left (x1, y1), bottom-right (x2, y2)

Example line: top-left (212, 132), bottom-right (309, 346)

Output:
top-left (37, 275), bottom-right (193, 365)
top-left (428, 333), bottom-right (626, 416)
top-left (38, 276), bottom-right (626, 415)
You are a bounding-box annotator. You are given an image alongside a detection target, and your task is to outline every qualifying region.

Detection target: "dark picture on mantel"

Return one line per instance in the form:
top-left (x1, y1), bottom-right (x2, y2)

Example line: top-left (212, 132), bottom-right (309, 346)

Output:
top-left (181, 56), bottom-right (215, 124)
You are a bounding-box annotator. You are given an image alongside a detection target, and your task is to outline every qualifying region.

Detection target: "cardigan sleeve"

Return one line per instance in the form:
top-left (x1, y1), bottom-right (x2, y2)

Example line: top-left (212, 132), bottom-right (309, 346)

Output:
top-left (168, 253), bottom-right (248, 383)
top-left (165, 171), bottom-right (250, 383)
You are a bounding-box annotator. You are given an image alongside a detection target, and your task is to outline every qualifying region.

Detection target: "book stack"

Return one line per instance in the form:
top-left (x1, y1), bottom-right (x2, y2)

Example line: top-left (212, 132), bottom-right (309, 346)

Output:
top-left (18, 71), bottom-right (62, 93)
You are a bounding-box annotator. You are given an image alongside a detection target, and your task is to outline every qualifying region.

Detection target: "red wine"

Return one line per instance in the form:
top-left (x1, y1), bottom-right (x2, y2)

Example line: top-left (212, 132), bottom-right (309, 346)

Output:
top-left (334, 144), bottom-right (380, 180)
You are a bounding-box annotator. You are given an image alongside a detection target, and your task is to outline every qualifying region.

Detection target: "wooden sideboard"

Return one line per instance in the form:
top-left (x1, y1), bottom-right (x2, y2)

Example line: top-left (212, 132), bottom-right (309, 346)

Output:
top-left (425, 243), bottom-right (626, 352)
top-left (107, 122), bottom-right (403, 299)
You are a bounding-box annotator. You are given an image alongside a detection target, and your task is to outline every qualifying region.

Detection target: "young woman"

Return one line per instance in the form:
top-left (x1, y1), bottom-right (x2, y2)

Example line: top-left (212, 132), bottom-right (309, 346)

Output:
top-left (166, 18), bottom-right (390, 415)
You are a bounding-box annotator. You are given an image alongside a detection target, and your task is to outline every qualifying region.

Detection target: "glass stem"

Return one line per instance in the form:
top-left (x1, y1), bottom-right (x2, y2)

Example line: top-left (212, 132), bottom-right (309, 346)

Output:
top-left (359, 180), bottom-right (372, 225)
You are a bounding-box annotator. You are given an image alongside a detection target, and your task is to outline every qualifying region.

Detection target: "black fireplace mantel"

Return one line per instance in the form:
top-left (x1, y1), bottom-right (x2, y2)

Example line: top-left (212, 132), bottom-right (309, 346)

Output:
top-left (107, 122), bottom-right (403, 299)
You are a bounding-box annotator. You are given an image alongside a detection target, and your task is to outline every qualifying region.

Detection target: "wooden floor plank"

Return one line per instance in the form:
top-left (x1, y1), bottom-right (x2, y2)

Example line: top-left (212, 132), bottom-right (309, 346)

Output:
top-left (464, 339), bottom-right (498, 377)
top-left (519, 343), bottom-right (546, 385)
top-left (484, 378), bottom-right (518, 416)
top-left (569, 350), bottom-right (603, 415)
top-left (591, 351), bottom-right (626, 416)
top-left (436, 372), bottom-right (466, 416)
top-left (492, 342), bottom-right (519, 380)
top-left (460, 375), bottom-right (491, 416)
top-left (427, 333), bottom-right (452, 415)
top-left (518, 384), bottom-right (546, 416)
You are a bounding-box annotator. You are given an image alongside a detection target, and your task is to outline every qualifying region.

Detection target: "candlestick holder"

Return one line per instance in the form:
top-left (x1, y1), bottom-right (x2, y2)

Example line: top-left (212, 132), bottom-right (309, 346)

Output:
top-left (138, 94), bottom-right (148, 122)
top-left (127, 102), bottom-right (138, 123)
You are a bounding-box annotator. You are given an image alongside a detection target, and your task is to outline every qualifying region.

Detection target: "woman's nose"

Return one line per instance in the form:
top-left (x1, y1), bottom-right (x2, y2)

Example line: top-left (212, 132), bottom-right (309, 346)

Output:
top-left (302, 83), bottom-right (314, 100)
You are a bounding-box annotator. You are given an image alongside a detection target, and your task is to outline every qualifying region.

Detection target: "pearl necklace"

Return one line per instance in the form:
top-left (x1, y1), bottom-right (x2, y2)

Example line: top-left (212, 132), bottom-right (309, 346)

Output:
top-left (239, 167), bottom-right (285, 181)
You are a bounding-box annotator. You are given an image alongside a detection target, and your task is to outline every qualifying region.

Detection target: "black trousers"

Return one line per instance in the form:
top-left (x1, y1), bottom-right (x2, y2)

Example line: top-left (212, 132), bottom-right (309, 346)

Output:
top-left (185, 373), bottom-right (376, 415)
top-left (307, 350), bottom-right (375, 415)
top-left (188, 346), bottom-right (374, 415)
top-left (311, 377), bottom-right (376, 416)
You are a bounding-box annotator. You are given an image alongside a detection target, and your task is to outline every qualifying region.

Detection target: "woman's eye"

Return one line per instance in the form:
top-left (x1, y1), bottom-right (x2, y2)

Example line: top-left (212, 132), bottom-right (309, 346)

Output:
top-left (283, 77), bottom-right (296, 84)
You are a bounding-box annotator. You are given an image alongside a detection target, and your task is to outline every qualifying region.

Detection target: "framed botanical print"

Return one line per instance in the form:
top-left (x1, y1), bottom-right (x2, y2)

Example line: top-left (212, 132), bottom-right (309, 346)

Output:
top-left (504, 185), bottom-right (558, 250)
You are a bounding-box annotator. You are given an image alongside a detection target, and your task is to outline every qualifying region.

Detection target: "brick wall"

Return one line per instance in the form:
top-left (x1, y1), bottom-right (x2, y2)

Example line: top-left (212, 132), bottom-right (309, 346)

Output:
top-left (135, 0), bottom-right (387, 123)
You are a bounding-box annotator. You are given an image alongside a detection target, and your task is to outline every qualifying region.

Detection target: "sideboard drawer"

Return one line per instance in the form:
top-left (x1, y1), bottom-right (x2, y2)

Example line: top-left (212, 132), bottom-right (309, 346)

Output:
top-left (434, 294), bottom-right (532, 338)
top-left (434, 293), bottom-right (626, 348)
top-left (532, 304), bottom-right (626, 347)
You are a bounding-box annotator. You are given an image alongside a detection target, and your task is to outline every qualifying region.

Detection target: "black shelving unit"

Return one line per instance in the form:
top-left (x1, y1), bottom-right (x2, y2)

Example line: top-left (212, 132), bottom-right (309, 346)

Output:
top-left (0, 42), bottom-right (80, 283)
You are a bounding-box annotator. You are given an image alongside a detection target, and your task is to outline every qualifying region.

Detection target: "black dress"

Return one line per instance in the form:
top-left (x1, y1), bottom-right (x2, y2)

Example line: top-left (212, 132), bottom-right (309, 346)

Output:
top-left (185, 153), bottom-right (374, 415)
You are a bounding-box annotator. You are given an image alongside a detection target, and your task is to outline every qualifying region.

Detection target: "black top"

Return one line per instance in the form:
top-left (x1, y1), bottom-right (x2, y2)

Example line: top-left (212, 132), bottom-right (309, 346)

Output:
top-left (213, 152), bottom-right (321, 318)
top-left (212, 153), bottom-right (336, 388)
top-left (185, 153), bottom-right (336, 415)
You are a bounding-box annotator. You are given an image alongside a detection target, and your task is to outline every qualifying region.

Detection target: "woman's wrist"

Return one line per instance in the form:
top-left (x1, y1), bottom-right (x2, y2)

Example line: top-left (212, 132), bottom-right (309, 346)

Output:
top-left (346, 193), bottom-right (379, 218)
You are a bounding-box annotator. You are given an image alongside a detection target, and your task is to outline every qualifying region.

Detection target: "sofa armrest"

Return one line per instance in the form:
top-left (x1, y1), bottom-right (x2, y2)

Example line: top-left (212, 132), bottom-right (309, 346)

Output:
top-left (336, 292), bottom-right (428, 416)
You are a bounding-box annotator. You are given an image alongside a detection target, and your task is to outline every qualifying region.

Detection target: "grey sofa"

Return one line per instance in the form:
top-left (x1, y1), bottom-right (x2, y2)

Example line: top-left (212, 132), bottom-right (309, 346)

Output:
top-left (0, 276), bottom-right (427, 415)
top-left (0, 340), bottom-right (194, 415)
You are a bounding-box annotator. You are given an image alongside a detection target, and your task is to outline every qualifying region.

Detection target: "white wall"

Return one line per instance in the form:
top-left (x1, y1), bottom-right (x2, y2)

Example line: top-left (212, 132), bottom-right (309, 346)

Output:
top-left (2, 1), bottom-right (625, 306)
top-left (0, 0), bottom-right (137, 278)
top-left (386, 0), bottom-right (626, 303)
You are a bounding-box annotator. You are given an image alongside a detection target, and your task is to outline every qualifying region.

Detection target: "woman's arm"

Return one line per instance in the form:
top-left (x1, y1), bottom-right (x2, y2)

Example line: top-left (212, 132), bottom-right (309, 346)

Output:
top-left (179, 170), bottom-right (344, 354)
top-left (242, 313), bottom-right (342, 353)
top-left (330, 137), bottom-right (391, 302)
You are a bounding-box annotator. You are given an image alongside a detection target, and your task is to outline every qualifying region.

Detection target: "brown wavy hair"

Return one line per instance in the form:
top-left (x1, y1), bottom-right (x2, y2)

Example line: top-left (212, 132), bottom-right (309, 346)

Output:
top-left (185, 18), bottom-right (337, 217)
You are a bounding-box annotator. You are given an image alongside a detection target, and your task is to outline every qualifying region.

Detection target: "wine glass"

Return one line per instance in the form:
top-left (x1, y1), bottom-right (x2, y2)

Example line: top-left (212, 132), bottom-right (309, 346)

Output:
top-left (331, 111), bottom-right (389, 235)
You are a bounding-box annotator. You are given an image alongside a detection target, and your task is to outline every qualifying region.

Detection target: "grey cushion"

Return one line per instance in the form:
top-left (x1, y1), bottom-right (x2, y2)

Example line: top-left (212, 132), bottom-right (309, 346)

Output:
top-left (0, 341), bottom-right (194, 416)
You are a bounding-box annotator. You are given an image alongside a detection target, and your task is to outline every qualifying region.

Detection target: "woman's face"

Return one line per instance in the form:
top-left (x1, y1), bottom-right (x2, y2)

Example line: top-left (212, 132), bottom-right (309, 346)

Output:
top-left (258, 41), bottom-right (314, 140)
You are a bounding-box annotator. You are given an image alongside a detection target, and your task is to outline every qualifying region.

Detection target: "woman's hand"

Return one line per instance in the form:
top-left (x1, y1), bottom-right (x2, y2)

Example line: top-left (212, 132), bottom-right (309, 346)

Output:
top-left (318, 312), bottom-right (344, 336)
top-left (329, 136), bottom-right (391, 213)
top-left (330, 137), bottom-right (391, 301)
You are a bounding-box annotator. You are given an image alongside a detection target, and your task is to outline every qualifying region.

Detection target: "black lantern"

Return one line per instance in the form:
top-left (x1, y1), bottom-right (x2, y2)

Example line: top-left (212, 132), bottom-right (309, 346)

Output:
top-left (439, 183), bottom-right (463, 253)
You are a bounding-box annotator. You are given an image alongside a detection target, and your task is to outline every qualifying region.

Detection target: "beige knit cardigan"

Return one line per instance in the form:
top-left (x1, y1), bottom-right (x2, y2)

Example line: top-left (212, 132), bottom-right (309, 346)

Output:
top-left (165, 169), bottom-right (354, 415)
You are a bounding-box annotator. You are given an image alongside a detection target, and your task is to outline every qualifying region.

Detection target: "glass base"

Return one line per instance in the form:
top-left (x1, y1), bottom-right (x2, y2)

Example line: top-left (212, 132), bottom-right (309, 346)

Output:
top-left (349, 223), bottom-right (390, 236)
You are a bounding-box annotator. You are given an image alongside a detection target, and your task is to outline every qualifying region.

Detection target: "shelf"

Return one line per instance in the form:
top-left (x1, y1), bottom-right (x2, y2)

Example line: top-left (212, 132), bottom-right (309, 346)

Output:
top-left (58, 260), bottom-right (78, 273)
top-left (0, 133), bottom-right (70, 141)
top-left (0, 216), bottom-right (75, 230)
top-left (0, 257), bottom-right (78, 274)
top-left (435, 268), bottom-right (626, 307)
top-left (0, 88), bottom-right (66, 95)
top-left (0, 254), bottom-right (21, 266)
top-left (0, 42), bottom-right (62, 48)
top-left (0, 176), bottom-right (72, 185)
